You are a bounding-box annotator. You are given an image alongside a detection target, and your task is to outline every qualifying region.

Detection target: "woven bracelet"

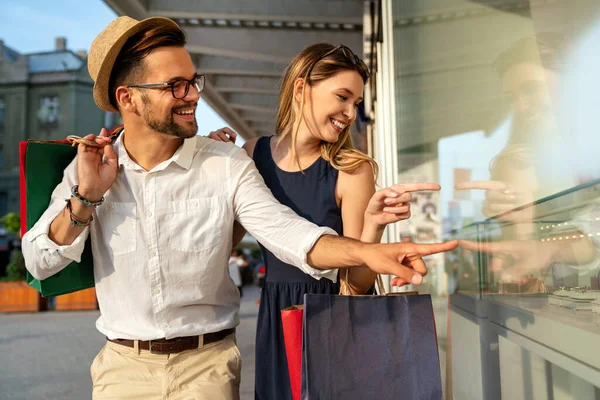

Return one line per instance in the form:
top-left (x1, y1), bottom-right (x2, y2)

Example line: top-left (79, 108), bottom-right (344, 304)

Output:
top-left (65, 199), bottom-right (94, 227)
top-left (71, 185), bottom-right (105, 207)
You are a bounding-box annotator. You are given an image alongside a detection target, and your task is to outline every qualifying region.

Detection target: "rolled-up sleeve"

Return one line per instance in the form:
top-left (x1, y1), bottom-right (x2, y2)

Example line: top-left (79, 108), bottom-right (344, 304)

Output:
top-left (229, 148), bottom-right (338, 281)
top-left (22, 157), bottom-right (90, 281)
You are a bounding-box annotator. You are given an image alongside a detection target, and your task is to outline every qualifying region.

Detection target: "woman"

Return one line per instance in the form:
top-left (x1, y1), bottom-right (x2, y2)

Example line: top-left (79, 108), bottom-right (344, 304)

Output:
top-left (209, 43), bottom-right (439, 399)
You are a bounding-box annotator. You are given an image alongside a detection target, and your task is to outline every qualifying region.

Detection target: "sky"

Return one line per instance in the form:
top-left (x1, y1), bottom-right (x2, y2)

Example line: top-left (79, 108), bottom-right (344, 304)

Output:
top-left (0, 0), bottom-right (243, 145)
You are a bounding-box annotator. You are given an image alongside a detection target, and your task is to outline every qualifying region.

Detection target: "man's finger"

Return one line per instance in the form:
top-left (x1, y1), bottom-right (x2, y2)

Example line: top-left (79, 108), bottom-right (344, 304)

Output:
top-left (390, 183), bottom-right (441, 193)
top-left (404, 256), bottom-right (427, 276)
top-left (93, 136), bottom-right (111, 146)
top-left (382, 261), bottom-right (422, 286)
top-left (454, 180), bottom-right (506, 191)
top-left (104, 144), bottom-right (118, 165)
top-left (77, 134), bottom-right (97, 154)
top-left (414, 240), bottom-right (458, 256)
top-left (390, 277), bottom-right (410, 287)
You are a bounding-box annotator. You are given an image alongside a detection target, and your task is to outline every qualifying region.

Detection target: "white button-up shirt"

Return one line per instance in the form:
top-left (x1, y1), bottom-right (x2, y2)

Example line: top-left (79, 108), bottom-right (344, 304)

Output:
top-left (22, 134), bottom-right (337, 340)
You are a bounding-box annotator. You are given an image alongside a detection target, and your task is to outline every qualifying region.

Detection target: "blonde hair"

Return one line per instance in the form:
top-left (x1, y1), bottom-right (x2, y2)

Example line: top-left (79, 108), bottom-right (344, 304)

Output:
top-left (275, 43), bottom-right (378, 177)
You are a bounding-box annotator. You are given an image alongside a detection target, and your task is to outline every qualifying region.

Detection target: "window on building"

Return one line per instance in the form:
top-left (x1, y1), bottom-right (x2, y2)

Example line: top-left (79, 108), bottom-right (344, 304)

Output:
top-left (0, 192), bottom-right (7, 219)
top-left (38, 95), bottom-right (59, 125)
top-left (0, 98), bottom-right (5, 127)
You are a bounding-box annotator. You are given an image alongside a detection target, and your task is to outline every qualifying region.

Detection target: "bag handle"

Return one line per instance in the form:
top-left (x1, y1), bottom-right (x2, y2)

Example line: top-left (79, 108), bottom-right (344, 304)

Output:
top-left (66, 125), bottom-right (124, 147)
top-left (340, 269), bottom-right (386, 296)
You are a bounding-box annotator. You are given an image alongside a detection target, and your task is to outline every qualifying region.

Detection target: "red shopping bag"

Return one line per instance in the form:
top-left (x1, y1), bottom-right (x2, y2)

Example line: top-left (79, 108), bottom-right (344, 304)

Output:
top-left (281, 304), bottom-right (304, 400)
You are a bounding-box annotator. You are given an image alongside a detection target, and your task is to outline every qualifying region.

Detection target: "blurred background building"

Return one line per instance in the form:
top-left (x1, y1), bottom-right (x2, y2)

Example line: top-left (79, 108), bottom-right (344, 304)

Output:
top-left (0, 37), bottom-right (105, 214)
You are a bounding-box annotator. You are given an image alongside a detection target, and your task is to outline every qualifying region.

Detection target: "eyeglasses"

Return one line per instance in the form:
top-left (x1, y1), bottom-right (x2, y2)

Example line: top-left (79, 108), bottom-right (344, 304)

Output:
top-left (127, 74), bottom-right (205, 99)
top-left (307, 45), bottom-right (370, 80)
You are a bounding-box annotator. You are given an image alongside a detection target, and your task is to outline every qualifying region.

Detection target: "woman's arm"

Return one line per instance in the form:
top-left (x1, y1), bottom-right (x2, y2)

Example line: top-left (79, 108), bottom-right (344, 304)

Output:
top-left (337, 162), bottom-right (379, 294)
top-left (338, 163), bottom-right (441, 293)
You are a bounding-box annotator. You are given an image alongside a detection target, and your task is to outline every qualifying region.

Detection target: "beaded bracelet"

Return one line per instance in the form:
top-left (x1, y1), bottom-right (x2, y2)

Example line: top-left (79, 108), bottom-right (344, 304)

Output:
top-left (71, 185), bottom-right (105, 207)
top-left (65, 199), bottom-right (94, 227)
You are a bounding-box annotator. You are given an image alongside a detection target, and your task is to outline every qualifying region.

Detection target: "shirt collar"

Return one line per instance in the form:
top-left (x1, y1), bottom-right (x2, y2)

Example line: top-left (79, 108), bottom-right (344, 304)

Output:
top-left (116, 130), bottom-right (196, 172)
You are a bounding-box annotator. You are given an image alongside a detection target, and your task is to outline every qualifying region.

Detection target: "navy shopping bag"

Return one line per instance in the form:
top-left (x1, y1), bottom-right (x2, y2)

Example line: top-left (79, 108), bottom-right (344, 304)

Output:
top-left (301, 293), bottom-right (442, 400)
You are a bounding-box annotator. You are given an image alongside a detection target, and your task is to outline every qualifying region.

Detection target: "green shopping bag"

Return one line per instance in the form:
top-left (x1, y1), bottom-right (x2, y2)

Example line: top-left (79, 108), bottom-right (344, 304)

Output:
top-left (20, 140), bottom-right (94, 297)
top-left (20, 126), bottom-right (122, 297)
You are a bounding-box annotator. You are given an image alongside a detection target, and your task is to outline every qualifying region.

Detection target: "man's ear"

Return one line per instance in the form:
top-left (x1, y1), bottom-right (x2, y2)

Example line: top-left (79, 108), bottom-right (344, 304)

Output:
top-left (115, 86), bottom-right (137, 113)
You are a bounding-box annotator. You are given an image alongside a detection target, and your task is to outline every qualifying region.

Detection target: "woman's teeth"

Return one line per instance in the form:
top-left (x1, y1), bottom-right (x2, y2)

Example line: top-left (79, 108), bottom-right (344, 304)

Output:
top-left (331, 119), bottom-right (346, 130)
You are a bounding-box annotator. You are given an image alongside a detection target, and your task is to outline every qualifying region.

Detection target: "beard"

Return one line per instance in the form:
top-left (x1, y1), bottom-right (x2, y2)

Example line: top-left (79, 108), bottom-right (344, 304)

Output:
top-left (141, 94), bottom-right (198, 139)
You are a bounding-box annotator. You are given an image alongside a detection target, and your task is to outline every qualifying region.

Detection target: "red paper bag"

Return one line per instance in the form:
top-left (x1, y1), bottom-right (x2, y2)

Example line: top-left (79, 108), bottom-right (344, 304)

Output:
top-left (281, 305), bottom-right (304, 400)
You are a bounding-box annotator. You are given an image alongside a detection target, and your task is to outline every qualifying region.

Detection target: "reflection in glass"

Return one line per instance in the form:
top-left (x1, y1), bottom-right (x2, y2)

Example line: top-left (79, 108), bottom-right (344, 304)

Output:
top-left (389, 1), bottom-right (600, 398)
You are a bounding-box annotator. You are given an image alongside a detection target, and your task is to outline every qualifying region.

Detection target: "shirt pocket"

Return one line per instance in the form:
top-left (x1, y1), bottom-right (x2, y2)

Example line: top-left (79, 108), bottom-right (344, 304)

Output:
top-left (95, 202), bottom-right (137, 256)
top-left (168, 197), bottom-right (224, 253)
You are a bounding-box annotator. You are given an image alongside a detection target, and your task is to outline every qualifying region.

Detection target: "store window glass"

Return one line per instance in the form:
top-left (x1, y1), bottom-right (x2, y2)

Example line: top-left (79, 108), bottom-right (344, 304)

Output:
top-left (389, 1), bottom-right (600, 397)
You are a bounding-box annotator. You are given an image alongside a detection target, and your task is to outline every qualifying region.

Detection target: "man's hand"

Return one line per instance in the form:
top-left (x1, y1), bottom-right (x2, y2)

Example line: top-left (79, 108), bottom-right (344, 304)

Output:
top-left (77, 128), bottom-right (118, 201)
top-left (364, 183), bottom-right (441, 228)
top-left (207, 127), bottom-right (238, 144)
top-left (359, 240), bottom-right (458, 287)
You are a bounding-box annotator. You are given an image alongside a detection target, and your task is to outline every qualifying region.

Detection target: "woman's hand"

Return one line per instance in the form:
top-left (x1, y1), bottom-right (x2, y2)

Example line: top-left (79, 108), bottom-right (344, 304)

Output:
top-left (364, 183), bottom-right (441, 228)
top-left (207, 127), bottom-right (238, 144)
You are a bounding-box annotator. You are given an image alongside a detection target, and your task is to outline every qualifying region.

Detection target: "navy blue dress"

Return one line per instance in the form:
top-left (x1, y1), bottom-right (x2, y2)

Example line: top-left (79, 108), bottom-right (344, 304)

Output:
top-left (253, 136), bottom-right (342, 400)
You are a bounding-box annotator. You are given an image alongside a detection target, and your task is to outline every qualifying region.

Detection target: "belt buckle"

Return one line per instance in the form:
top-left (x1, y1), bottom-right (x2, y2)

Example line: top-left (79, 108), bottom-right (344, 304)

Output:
top-left (148, 340), bottom-right (160, 355)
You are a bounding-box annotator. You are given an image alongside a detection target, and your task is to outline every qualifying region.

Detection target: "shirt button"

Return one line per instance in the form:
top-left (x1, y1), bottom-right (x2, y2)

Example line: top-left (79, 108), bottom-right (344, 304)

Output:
top-left (153, 288), bottom-right (160, 295)
top-left (146, 211), bottom-right (152, 218)
top-left (148, 250), bottom-right (156, 258)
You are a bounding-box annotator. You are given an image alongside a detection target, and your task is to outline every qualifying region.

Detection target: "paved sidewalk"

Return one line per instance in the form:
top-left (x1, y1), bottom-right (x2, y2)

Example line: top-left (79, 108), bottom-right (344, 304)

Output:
top-left (0, 285), bottom-right (260, 400)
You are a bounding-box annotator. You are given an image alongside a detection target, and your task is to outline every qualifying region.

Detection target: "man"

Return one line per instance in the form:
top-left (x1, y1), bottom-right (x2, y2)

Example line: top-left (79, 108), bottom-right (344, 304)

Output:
top-left (22, 16), bottom-right (456, 399)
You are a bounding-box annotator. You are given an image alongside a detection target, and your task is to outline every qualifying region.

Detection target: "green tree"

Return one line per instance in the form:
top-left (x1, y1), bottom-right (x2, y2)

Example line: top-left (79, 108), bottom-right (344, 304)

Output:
top-left (4, 250), bottom-right (26, 281)
top-left (0, 212), bottom-right (20, 235)
top-left (0, 213), bottom-right (25, 281)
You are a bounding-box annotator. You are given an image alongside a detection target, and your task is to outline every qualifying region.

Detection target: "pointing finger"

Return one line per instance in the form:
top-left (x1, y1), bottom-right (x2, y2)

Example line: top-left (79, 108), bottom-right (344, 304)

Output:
top-left (390, 183), bottom-right (441, 193)
top-left (414, 240), bottom-right (458, 256)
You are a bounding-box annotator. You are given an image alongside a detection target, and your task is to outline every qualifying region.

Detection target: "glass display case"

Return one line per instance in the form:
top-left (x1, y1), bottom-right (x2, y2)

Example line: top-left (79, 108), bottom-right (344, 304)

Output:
top-left (448, 179), bottom-right (600, 399)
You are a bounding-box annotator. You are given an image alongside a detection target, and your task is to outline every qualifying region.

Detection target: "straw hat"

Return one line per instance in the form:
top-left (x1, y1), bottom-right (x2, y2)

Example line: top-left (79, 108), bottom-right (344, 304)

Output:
top-left (88, 16), bottom-right (180, 112)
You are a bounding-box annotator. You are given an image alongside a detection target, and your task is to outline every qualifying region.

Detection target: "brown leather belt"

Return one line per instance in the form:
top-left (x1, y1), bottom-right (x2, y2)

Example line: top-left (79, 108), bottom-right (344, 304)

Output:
top-left (107, 328), bottom-right (235, 355)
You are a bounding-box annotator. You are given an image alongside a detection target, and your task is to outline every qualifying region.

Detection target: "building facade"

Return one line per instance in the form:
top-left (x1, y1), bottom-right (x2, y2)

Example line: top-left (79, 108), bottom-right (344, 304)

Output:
top-left (0, 37), bottom-right (106, 215)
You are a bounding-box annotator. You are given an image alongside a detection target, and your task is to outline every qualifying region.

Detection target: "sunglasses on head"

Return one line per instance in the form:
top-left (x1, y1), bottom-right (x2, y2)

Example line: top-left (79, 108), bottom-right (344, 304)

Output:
top-left (307, 45), bottom-right (370, 80)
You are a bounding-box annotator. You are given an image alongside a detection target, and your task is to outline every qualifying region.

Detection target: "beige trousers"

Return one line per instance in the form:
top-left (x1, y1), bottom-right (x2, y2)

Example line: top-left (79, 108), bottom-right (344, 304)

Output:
top-left (91, 334), bottom-right (241, 400)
